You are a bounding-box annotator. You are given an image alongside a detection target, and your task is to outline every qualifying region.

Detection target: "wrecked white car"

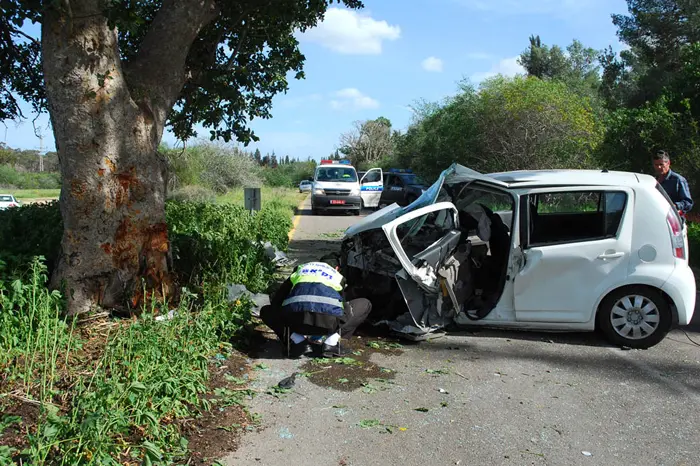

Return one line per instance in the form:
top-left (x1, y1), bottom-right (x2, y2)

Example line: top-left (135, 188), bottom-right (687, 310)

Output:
top-left (338, 164), bottom-right (696, 349)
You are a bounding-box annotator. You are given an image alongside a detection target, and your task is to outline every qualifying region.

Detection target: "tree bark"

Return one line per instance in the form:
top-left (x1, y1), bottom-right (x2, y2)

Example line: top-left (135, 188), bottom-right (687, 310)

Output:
top-left (41, 0), bottom-right (216, 315)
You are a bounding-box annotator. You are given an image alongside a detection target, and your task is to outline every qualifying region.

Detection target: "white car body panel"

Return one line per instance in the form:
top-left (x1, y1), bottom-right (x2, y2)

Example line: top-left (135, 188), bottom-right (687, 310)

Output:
top-left (381, 202), bottom-right (459, 288)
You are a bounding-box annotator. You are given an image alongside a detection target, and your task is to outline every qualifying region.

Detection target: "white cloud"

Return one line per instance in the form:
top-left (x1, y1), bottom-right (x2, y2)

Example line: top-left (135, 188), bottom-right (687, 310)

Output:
top-left (299, 8), bottom-right (401, 55)
top-left (421, 56), bottom-right (444, 72)
top-left (329, 88), bottom-right (380, 110)
top-left (471, 56), bottom-right (525, 82)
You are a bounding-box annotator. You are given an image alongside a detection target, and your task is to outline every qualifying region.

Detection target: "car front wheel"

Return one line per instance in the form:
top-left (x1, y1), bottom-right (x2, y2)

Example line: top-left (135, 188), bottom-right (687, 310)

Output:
top-left (597, 286), bottom-right (672, 349)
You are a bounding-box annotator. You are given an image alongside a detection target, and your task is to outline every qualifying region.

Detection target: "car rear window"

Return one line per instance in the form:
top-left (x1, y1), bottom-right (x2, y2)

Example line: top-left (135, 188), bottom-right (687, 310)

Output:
top-left (0, 195), bottom-right (13, 202)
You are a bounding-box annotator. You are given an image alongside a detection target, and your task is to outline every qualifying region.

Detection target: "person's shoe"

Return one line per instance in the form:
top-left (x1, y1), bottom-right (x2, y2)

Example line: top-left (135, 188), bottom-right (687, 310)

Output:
top-left (309, 342), bottom-right (325, 358)
top-left (288, 341), bottom-right (311, 359)
top-left (321, 343), bottom-right (348, 358)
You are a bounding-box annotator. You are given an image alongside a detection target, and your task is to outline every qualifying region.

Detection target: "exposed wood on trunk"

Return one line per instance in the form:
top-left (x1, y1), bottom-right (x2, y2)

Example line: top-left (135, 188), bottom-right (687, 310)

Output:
top-left (41, 0), bottom-right (217, 314)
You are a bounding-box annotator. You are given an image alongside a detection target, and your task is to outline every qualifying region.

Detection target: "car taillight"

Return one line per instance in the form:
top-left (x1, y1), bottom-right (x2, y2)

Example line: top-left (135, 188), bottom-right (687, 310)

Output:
top-left (666, 209), bottom-right (685, 259)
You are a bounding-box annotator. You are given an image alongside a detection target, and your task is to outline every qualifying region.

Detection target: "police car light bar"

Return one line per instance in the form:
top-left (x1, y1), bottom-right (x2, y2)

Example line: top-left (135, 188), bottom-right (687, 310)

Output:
top-left (320, 159), bottom-right (352, 165)
top-left (388, 168), bottom-right (413, 173)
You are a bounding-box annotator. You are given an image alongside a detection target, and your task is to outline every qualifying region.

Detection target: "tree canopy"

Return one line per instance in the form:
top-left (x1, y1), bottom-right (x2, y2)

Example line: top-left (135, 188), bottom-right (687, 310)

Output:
top-left (1, 0), bottom-right (363, 143)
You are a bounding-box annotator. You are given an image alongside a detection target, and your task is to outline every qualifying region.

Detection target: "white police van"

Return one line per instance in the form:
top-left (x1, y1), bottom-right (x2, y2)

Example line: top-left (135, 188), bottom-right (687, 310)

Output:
top-left (311, 160), bottom-right (383, 215)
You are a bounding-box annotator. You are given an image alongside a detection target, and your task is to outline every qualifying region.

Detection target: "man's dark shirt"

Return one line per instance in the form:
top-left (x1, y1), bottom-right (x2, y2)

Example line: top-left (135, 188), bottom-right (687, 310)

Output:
top-left (658, 169), bottom-right (694, 213)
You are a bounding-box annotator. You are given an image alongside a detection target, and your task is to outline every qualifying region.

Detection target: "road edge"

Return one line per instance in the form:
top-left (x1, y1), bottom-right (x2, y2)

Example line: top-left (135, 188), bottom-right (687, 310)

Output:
top-left (288, 195), bottom-right (308, 241)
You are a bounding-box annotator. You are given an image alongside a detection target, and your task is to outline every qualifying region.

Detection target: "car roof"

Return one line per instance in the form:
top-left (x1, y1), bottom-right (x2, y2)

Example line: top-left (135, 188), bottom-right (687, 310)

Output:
top-left (485, 169), bottom-right (656, 188)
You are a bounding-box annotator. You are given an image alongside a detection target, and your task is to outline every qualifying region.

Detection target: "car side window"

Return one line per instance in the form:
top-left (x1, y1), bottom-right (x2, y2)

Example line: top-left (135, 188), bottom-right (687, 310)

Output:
top-left (528, 190), bottom-right (627, 246)
top-left (363, 170), bottom-right (381, 183)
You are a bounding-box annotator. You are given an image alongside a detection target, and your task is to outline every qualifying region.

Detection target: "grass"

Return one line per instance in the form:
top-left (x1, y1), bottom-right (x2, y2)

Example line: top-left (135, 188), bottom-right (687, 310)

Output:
top-left (217, 186), bottom-right (305, 214)
top-left (9, 189), bottom-right (61, 200)
top-left (0, 260), bottom-right (260, 465)
top-left (7, 186), bottom-right (305, 208)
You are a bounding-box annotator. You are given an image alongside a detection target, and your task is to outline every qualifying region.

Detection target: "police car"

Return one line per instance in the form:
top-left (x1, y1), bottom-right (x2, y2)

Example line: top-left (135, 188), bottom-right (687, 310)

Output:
top-left (378, 169), bottom-right (428, 208)
top-left (311, 160), bottom-right (383, 215)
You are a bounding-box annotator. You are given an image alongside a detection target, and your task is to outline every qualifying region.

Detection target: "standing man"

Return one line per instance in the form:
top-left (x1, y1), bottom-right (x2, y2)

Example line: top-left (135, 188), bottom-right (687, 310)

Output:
top-left (259, 258), bottom-right (372, 358)
top-left (653, 150), bottom-right (694, 214)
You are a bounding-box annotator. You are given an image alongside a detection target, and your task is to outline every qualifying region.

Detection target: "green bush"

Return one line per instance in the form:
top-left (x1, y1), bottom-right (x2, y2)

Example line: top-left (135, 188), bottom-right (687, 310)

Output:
top-left (0, 165), bottom-right (61, 189)
top-left (167, 185), bottom-right (217, 203)
top-left (167, 201), bottom-right (291, 291)
top-left (261, 167), bottom-right (293, 187)
top-left (687, 221), bottom-right (700, 268)
top-left (165, 142), bottom-right (262, 193)
top-left (0, 199), bottom-right (292, 293)
top-left (0, 201), bottom-right (62, 278)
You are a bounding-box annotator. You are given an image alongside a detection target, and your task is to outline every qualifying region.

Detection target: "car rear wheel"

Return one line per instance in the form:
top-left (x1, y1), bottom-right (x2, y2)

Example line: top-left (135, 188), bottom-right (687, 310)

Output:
top-left (597, 286), bottom-right (672, 349)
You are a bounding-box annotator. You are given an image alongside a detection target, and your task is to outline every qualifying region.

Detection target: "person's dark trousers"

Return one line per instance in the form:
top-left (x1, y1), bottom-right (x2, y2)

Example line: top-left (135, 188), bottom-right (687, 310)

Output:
top-left (259, 305), bottom-right (285, 341)
top-left (341, 298), bottom-right (372, 338)
top-left (259, 298), bottom-right (372, 341)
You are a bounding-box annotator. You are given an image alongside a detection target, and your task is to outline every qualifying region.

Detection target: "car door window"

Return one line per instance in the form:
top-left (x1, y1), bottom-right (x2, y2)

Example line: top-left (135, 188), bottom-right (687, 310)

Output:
top-left (363, 170), bottom-right (381, 183)
top-left (528, 190), bottom-right (627, 246)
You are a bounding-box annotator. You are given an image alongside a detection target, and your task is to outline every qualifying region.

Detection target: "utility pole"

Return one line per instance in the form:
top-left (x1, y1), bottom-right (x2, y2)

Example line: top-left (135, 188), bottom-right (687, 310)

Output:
top-left (38, 131), bottom-right (44, 172)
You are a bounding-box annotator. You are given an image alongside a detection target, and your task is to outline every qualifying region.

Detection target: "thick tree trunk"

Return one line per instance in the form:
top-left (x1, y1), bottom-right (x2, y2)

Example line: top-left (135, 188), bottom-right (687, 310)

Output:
top-left (42, 2), bottom-right (173, 314)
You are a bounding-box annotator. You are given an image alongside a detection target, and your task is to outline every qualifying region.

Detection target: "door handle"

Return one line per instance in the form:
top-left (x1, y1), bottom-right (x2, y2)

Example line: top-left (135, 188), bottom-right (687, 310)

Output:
top-left (597, 251), bottom-right (624, 260)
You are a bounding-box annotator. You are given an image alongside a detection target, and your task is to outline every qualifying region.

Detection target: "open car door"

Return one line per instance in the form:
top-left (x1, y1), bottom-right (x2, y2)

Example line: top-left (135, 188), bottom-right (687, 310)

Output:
top-left (360, 168), bottom-right (383, 208)
top-left (379, 202), bottom-right (467, 340)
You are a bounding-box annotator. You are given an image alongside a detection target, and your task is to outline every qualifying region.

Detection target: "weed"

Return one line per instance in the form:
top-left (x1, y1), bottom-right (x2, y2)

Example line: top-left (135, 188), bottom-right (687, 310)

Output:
top-left (265, 386), bottom-right (292, 399)
top-left (366, 341), bottom-right (403, 350)
top-left (358, 419), bottom-right (381, 428)
top-left (311, 357), bottom-right (362, 366)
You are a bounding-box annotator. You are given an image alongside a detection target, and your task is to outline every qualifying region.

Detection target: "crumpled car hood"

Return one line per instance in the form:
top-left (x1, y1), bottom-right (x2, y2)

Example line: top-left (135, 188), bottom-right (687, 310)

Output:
top-left (344, 163), bottom-right (506, 238)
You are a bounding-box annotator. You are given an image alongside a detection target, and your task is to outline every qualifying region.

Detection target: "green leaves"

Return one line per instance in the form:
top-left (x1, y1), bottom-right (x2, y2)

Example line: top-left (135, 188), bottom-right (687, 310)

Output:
top-left (397, 75), bottom-right (605, 180)
top-left (166, 200), bottom-right (292, 291)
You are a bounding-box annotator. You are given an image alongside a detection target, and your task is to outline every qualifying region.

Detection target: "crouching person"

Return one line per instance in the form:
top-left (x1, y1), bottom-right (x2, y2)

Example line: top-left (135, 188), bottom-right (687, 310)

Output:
top-left (259, 258), bottom-right (371, 358)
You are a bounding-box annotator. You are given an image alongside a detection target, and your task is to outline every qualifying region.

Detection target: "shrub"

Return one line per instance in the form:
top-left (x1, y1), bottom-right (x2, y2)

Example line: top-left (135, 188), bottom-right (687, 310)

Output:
top-left (0, 165), bottom-right (61, 189)
top-left (166, 201), bottom-right (292, 291)
top-left (0, 201), bottom-right (62, 278)
top-left (0, 199), bottom-right (292, 292)
top-left (165, 142), bottom-right (262, 193)
top-left (687, 221), bottom-right (700, 268)
top-left (167, 185), bottom-right (217, 203)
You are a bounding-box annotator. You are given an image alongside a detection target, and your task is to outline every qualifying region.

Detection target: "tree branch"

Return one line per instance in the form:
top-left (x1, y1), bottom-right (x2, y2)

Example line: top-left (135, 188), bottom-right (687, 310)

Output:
top-left (226, 21), bottom-right (251, 70)
top-left (126, 0), bottom-right (220, 121)
top-left (8, 26), bottom-right (40, 45)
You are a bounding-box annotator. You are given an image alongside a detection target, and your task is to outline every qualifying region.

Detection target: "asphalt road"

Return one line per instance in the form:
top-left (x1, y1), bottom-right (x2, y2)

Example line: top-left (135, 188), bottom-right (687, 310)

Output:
top-left (224, 196), bottom-right (700, 466)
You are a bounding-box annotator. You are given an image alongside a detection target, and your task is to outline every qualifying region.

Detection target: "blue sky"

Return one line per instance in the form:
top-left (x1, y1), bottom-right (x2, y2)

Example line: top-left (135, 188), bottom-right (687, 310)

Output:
top-left (4, 0), bottom-right (629, 160)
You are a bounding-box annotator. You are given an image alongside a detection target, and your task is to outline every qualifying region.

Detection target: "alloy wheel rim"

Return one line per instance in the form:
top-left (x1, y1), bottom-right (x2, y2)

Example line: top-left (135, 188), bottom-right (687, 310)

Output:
top-left (610, 295), bottom-right (660, 340)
